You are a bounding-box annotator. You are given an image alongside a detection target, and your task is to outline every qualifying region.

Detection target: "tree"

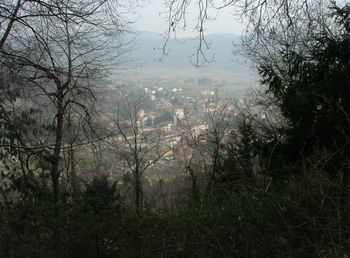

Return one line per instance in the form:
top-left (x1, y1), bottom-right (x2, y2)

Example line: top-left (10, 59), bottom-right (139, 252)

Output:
top-left (224, 117), bottom-right (256, 183)
top-left (107, 93), bottom-right (168, 213)
top-left (176, 101), bottom-right (234, 196)
top-left (254, 3), bottom-right (350, 174)
top-left (0, 0), bottom-right (133, 204)
top-left (164, 0), bottom-right (350, 170)
top-left (82, 174), bottom-right (120, 215)
top-left (204, 102), bottom-right (232, 192)
top-left (165, 0), bottom-right (350, 242)
top-left (255, 4), bottom-right (350, 235)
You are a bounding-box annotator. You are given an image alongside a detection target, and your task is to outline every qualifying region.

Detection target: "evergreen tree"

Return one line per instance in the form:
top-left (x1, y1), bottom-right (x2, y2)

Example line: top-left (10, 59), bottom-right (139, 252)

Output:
top-left (258, 3), bottom-right (350, 176)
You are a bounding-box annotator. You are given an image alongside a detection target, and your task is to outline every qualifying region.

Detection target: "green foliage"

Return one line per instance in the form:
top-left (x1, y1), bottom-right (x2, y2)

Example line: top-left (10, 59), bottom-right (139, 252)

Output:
top-left (2, 170), bottom-right (349, 257)
top-left (258, 3), bottom-right (350, 173)
top-left (82, 175), bottom-right (120, 215)
top-left (220, 118), bottom-right (257, 185)
top-left (153, 110), bottom-right (173, 125)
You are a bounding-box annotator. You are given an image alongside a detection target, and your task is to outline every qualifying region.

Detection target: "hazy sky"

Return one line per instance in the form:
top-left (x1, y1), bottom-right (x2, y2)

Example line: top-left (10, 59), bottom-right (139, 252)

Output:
top-left (135, 1), bottom-right (245, 36)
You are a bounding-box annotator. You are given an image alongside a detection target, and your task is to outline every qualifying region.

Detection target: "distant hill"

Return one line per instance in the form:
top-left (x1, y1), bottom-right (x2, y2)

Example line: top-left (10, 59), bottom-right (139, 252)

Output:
top-left (114, 32), bottom-right (258, 88)
top-left (133, 32), bottom-right (252, 73)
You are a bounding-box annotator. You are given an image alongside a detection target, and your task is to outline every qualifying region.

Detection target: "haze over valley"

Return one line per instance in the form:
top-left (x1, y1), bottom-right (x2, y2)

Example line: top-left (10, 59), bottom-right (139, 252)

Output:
top-left (115, 32), bottom-right (257, 97)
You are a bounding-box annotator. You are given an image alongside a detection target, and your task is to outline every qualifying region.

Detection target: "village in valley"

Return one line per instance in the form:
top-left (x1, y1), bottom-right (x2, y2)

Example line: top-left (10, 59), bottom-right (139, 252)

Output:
top-left (79, 75), bottom-right (248, 200)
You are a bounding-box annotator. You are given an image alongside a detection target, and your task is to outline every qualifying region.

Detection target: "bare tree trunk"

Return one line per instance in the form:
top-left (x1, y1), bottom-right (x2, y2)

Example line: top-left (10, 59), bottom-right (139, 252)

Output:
top-left (69, 143), bottom-right (78, 200)
top-left (207, 146), bottom-right (220, 195)
top-left (134, 166), bottom-right (143, 214)
top-left (187, 166), bottom-right (198, 200)
top-left (51, 91), bottom-right (64, 204)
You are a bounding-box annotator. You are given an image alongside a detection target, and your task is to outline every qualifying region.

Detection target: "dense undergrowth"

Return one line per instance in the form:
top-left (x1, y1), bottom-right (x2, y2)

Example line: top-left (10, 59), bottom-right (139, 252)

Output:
top-left (1, 170), bottom-right (349, 257)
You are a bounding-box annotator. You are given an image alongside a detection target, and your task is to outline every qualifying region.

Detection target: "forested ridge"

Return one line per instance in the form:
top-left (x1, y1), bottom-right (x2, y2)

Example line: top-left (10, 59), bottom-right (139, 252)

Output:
top-left (1, 0), bottom-right (350, 257)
